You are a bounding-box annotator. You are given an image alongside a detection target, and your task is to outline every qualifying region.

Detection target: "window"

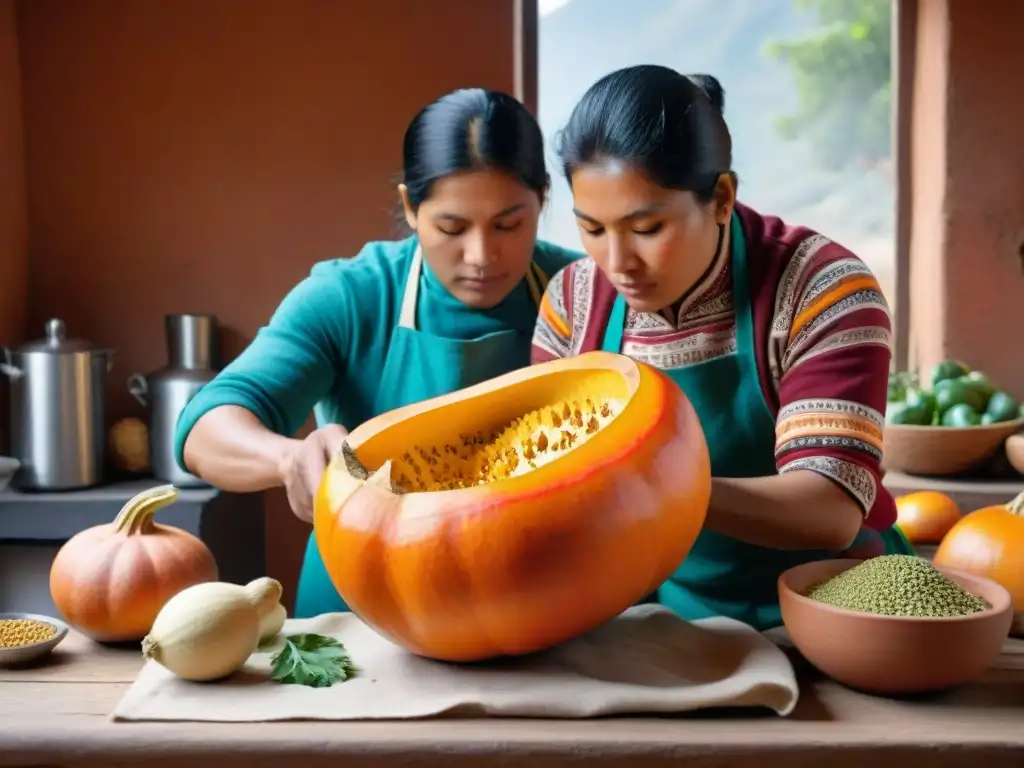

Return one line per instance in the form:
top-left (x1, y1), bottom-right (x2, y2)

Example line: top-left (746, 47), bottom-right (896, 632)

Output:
top-left (536, 0), bottom-right (896, 310)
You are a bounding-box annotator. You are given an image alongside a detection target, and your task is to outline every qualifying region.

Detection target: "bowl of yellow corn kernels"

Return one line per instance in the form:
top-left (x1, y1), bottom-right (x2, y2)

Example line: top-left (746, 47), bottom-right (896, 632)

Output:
top-left (0, 613), bottom-right (69, 666)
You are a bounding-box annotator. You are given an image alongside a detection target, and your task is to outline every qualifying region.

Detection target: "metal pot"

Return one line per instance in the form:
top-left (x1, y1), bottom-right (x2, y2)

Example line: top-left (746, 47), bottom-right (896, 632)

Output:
top-left (0, 319), bottom-right (115, 490)
top-left (129, 314), bottom-right (220, 488)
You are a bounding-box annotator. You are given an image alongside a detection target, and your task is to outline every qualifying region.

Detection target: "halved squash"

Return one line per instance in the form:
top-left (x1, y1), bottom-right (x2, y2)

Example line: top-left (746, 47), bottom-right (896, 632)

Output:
top-left (313, 351), bottom-right (711, 661)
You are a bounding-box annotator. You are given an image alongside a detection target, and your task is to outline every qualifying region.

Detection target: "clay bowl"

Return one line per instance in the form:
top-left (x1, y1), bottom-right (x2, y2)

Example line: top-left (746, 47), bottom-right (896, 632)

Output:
top-left (778, 559), bottom-right (1012, 695)
top-left (883, 418), bottom-right (1024, 476)
top-left (1006, 433), bottom-right (1024, 476)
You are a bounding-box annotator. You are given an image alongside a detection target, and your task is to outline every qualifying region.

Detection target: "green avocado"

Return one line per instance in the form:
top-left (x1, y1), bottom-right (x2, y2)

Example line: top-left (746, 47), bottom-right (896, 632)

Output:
top-left (933, 377), bottom-right (988, 415)
top-left (985, 391), bottom-right (1021, 423)
top-left (941, 403), bottom-right (982, 427)
top-left (930, 359), bottom-right (970, 389)
top-left (965, 370), bottom-right (996, 403)
top-left (904, 387), bottom-right (936, 424)
top-left (886, 401), bottom-right (932, 426)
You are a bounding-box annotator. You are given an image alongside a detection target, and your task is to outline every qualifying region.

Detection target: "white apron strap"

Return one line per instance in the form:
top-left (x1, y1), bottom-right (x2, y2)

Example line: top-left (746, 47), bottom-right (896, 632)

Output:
top-left (398, 246), bottom-right (423, 330)
top-left (400, 246), bottom-right (546, 328)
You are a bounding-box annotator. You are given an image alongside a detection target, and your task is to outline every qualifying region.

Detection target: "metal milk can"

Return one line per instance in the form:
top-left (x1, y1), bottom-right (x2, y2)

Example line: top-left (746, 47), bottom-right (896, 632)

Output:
top-left (129, 314), bottom-right (220, 488)
top-left (1, 318), bottom-right (115, 490)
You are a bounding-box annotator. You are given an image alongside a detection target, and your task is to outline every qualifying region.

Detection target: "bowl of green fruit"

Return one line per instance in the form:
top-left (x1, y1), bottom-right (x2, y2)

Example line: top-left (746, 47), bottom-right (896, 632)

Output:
top-left (884, 360), bottom-right (1024, 476)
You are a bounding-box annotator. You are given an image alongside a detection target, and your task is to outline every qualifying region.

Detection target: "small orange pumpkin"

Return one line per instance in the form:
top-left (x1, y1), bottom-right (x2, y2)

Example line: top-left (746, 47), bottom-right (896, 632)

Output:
top-left (314, 351), bottom-right (711, 662)
top-left (895, 491), bottom-right (962, 544)
top-left (50, 485), bottom-right (219, 642)
top-left (934, 491), bottom-right (1024, 636)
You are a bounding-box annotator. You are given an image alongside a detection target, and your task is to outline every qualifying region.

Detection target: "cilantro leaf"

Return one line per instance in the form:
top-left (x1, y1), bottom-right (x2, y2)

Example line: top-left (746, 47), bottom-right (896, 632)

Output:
top-left (269, 633), bottom-right (358, 688)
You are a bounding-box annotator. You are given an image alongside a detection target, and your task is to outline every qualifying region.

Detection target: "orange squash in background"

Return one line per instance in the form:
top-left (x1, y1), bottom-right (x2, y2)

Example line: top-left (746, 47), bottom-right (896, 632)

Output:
top-left (895, 491), bottom-right (962, 544)
top-left (313, 351), bottom-right (711, 662)
top-left (50, 485), bottom-right (219, 642)
top-left (933, 492), bottom-right (1024, 636)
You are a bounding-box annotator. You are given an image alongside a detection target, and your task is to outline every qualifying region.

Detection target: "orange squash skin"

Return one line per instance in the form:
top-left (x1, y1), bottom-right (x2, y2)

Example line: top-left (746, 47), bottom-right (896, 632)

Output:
top-left (49, 487), bottom-right (219, 642)
top-left (313, 352), bottom-right (711, 662)
top-left (895, 491), bottom-right (962, 544)
top-left (933, 492), bottom-right (1024, 635)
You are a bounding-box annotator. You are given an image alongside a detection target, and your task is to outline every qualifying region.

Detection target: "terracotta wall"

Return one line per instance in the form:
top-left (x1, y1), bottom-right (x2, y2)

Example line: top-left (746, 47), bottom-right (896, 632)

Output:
top-left (0, 0), bottom-right (27, 454)
top-left (908, 0), bottom-right (1024, 393)
top-left (14, 0), bottom-right (516, 608)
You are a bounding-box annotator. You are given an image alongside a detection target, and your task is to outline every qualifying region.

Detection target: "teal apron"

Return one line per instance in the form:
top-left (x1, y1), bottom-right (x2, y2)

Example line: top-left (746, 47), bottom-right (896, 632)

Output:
top-left (294, 248), bottom-right (549, 617)
top-left (600, 215), bottom-right (912, 631)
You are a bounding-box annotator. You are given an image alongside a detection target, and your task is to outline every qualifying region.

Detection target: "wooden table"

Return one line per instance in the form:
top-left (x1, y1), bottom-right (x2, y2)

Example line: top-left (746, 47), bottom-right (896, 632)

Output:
top-left (2, 632), bottom-right (1024, 768)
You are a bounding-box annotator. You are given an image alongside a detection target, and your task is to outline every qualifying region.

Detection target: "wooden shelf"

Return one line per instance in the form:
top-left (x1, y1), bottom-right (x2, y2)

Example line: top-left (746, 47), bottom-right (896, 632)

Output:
top-left (884, 471), bottom-right (1024, 511)
top-left (0, 479), bottom-right (217, 541)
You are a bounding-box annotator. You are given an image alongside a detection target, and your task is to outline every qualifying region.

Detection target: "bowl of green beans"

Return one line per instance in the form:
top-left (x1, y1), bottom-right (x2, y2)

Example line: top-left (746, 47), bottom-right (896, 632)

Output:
top-left (778, 555), bottom-right (1012, 695)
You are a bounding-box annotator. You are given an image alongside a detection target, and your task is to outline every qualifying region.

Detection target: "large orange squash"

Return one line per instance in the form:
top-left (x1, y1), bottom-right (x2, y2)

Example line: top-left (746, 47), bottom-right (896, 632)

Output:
top-left (50, 485), bottom-right (219, 642)
top-left (933, 491), bottom-right (1024, 636)
top-left (313, 351), bottom-right (711, 662)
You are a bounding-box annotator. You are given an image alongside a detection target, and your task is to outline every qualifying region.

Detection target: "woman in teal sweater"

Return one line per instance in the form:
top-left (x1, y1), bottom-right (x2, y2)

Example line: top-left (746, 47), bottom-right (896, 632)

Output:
top-left (174, 88), bottom-right (580, 618)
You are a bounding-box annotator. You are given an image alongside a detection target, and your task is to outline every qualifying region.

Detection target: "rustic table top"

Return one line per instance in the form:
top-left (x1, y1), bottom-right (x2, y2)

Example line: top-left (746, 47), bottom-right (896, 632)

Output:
top-left (2, 631), bottom-right (1024, 768)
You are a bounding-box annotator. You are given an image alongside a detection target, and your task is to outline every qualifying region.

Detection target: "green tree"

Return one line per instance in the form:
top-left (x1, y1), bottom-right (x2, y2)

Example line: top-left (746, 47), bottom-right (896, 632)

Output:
top-left (767, 0), bottom-right (892, 172)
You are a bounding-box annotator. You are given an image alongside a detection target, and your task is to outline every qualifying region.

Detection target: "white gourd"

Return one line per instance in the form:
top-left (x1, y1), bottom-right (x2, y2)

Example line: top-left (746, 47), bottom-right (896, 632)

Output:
top-left (245, 577), bottom-right (284, 618)
top-left (141, 577), bottom-right (284, 682)
top-left (259, 602), bottom-right (287, 642)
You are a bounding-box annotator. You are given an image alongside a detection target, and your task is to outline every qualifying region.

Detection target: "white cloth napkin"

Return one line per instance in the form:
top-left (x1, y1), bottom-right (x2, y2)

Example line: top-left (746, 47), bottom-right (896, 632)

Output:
top-left (112, 603), bottom-right (800, 722)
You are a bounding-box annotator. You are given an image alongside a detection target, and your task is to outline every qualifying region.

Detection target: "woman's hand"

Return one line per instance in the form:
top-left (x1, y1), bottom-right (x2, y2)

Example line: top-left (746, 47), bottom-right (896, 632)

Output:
top-left (278, 425), bottom-right (349, 523)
